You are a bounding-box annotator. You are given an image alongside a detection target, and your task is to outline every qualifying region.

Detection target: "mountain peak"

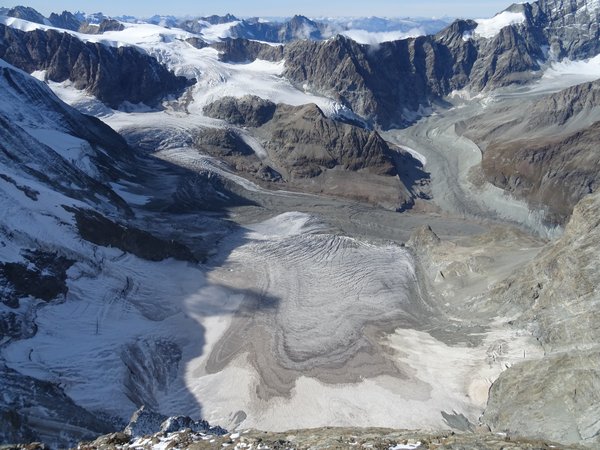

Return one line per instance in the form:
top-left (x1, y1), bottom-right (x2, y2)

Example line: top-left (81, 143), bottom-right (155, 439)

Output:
top-left (5, 5), bottom-right (49, 25)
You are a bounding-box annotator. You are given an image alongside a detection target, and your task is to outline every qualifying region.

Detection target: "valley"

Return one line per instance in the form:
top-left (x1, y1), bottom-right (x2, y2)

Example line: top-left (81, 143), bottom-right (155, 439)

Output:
top-left (0, 2), bottom-right (599, 449)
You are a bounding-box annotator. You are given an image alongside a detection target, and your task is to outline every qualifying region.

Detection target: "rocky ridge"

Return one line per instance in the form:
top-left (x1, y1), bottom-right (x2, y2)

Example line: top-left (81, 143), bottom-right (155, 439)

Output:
top-left (201, 96), bottom-right (421, 209)
top-left (0, 58), bottom-right (241, 447)
top-left (0, 24), bottom-right (192, 108)
top-left (69, 426), bottom-right (581, 450)
top-left (460, 78), bottom-right (600, 224)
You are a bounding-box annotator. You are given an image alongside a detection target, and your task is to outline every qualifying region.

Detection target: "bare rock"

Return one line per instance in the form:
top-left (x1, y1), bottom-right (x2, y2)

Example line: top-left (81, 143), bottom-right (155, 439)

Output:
top-left (407, 225), bottom-right (442, 250)
top-left (483, 191), bottom-right (600, 446)
top-left (262, 103), bottom-right (397, 179)
top-left (78, 19), bottom-right (125, 35)
top-left (0, 24), bottom-right (192, 108)
top-left (211, 38), bottom-right (284, 63)
top-left (481, 122), bottom-right (600, 224)
top-left (202, 96), bottom-right (276, 127)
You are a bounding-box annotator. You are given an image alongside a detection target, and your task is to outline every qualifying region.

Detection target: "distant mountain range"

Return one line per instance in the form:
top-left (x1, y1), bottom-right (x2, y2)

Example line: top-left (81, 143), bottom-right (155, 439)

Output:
top-left (0, 5), bottom-right (452, 43)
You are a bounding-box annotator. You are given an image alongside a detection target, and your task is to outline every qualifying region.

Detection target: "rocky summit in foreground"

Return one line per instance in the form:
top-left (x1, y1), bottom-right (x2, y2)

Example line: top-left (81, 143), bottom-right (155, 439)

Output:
top-left (61, 427), bottom-right (585, 450)
top-left (1, 406), bottom-right (585, 449)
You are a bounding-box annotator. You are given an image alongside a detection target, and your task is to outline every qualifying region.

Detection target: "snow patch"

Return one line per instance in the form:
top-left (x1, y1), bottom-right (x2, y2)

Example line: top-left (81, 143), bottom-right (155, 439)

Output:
top-left (245, 212), bottom-right (325, 239)
top-left (532, 54), bottom-right (600, 92)
top-left (389, 443), bottom-right (421, 450)
top-left (199, 21), bottom-right (241, 43)
top-left (472, 11), bottom-right (526, 39)
top-left (340, 28), bottom-right (425, 45)
top-left (25, 128), bottom-right (101, 179)
top-left (109, 181), bottom-right (151, 206)
top-left (398, 145), bottom-right (427, 166)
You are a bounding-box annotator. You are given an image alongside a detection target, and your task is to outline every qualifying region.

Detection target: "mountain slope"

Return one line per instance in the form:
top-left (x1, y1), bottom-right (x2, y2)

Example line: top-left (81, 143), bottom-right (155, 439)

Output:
top-left (0, 24), bottom-right (192, 108)
top-left (482, 189), bottom-right (600, 446)
top-left (0, 59), bottom-right (240, 447)
top-left (459, 78), bottom-right (600, 224)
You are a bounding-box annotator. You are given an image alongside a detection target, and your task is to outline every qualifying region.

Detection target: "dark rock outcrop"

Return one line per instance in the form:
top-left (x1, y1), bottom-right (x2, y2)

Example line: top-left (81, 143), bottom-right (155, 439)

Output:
top-left (0, 365), bottom-right (116, 448)
top-left (0, 250), bottom-right (74, 308)
top-left (70, 208), bottom-right (199, 263)
top-left (467, 22), bottom-right (544, 91)
top-left (78, 19), bottom-right (125, 35)
top-left (191, 127), bottom-right (283, 183)
top-left (48, 11), bottom-right (82, 31)
top-left (185, 37), bottom-right (209, 49)
top-left (282, 32), bottom-right (478, 127)
top-left (261, 103), bottom-right (397, 178)
top-left (198, 99), bottom-right (417, 208)
top-left (527, 79), bottom-right (600, 128)
top-left (124, 406), bottom-right (227, 438)
top-left (200, 13), bottom-right (238, 25)
top-left (192, 128), bottom-right (254, 156)
top-left (211, 38), bottom-right (284, 63)
top-left (203, 95), bottom-right (277, 127)
top-left (0, 24), bottom-right (192, 108)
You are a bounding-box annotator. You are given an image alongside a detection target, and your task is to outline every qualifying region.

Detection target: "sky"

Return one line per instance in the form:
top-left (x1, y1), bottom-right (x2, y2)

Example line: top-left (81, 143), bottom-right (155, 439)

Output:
top-left (6, 1), bottom-right (517, 19)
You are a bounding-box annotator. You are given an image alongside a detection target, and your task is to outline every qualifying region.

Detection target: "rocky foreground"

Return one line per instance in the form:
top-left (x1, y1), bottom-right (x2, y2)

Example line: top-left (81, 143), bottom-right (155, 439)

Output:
top-left (2, 406), bottom-right (585, 449)
top-left (2, 428), bottom-right (583, 450)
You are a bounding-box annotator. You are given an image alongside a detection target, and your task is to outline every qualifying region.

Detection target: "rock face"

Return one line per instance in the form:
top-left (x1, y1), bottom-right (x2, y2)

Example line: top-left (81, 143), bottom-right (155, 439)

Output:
top-left (481, 122), bottom-right (600, 224)
top-left (482, 191), bottom-right (600, 446)
top-left (0, 25), bottom-right (192, 108)
top-left (48, 11), bottom-right (82, 31)
top-left (124, 406), bottom-right (226, 438)
top-left (527, 79), bottom-right (600, 128)
top-left (78, 19), bottom-right (125, 35)
top-left (268, 1), bottom-right (600, 127)
top-left (280, 21), bottom-right (543, 128)
top-left (192, 128), bottom-right (255, 156)
top-left (200, 97), bottom-right (419, 208)
top-left (70, 208), bottom-right (199, 263)
top-left (226, 15), bottom-right (327, 43)
top-left (5, 6), bottom-right (49, 25)
top-left (78, 426), bottom-right (573, 450)
top-left (461, 78), bottom-right (600, 225)
top-left (210, 38), bottom-right (284, 63)
top-left (202, 95), bottom-right (277, 127)
top-left (261, 103), bottom-right (397, 179)
top-left (536, 0), bottom-right (600, 58)
top-left (0, 250), bottom-right (74, 309)
top-left (282, 35), bottom-right (459, 128)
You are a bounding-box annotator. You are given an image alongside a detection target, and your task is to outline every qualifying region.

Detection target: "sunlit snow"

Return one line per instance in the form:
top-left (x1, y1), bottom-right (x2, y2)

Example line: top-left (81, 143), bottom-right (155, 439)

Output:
top-left (469, 11), bottom-right (526, 39)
